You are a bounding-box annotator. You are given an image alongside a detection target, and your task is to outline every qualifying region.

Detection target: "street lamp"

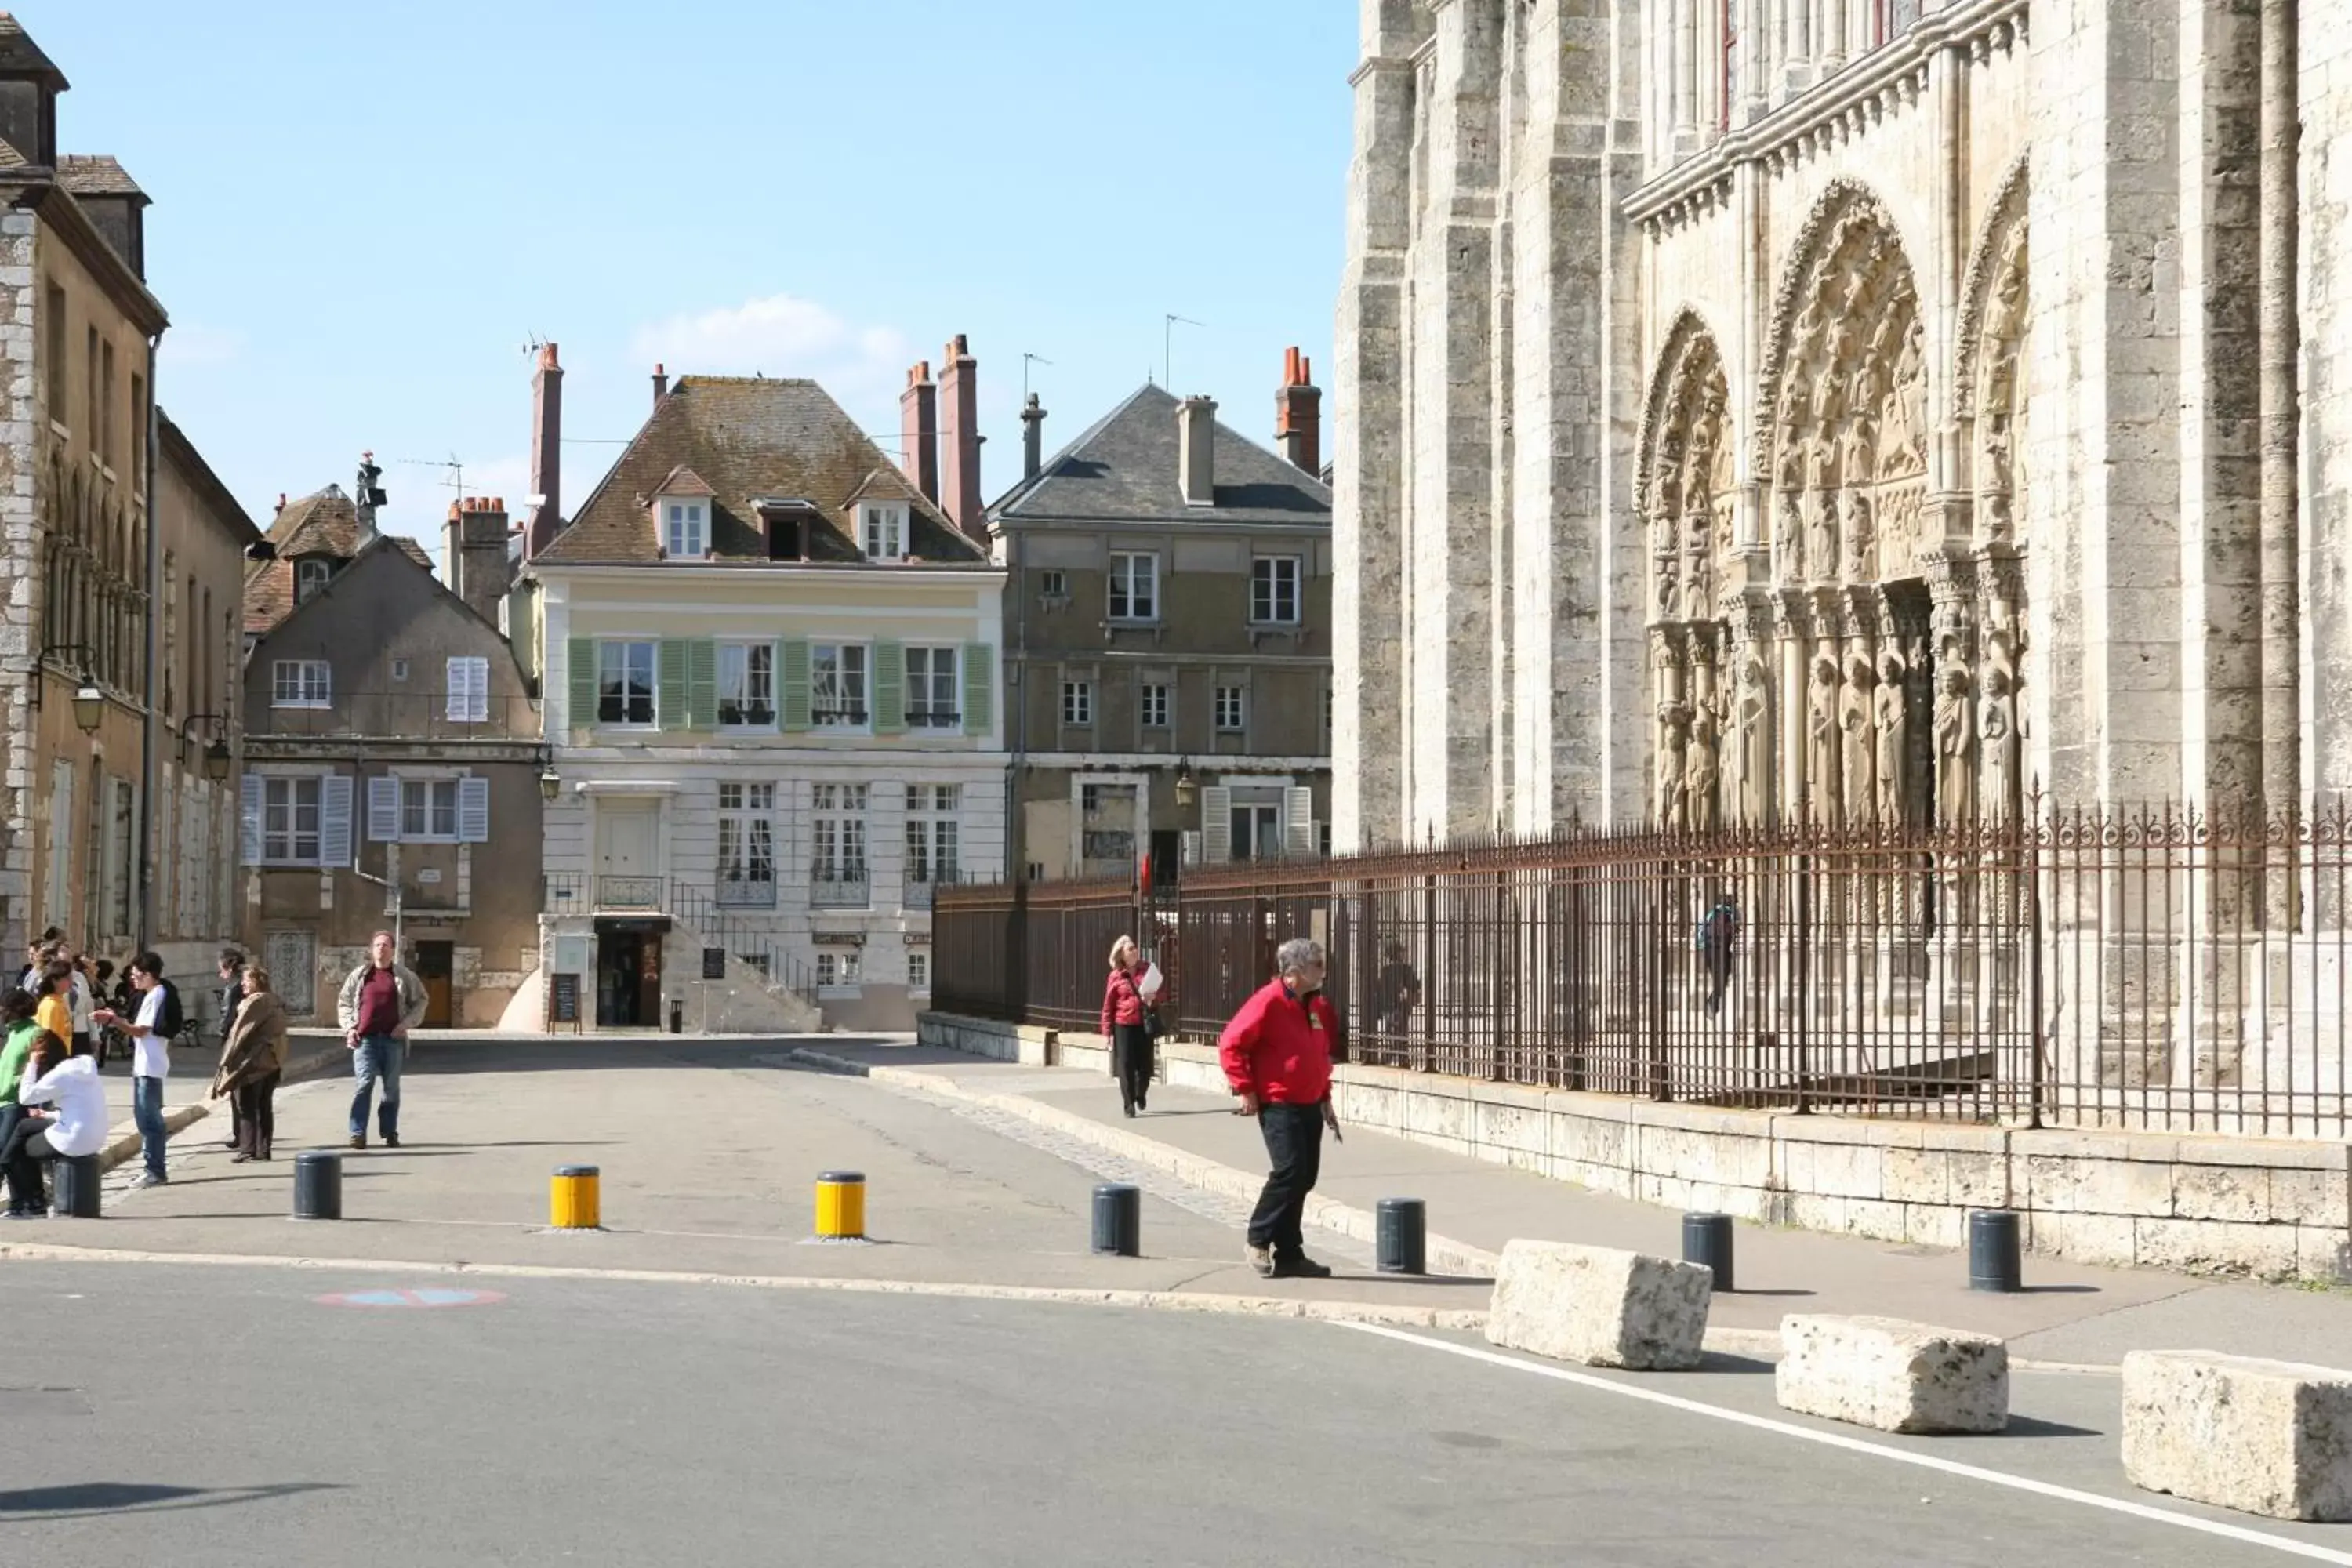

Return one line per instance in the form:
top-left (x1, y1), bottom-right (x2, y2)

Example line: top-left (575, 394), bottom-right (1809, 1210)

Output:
top-left (36, 642), bottom-right (106, 732)
top-left (539, 767), bottom-right (562, 802)
top-left (184, 713), bottom-right (235, 780)
top-left (1174, 760), bottom-right (1196, 811)
top-left (204, 739), bottom-right (232, 782)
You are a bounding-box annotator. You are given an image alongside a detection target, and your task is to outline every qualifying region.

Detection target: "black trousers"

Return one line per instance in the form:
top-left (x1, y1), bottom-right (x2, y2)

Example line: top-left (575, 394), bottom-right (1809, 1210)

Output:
top-left (1703, 948), bottom-right (1735, 1014)
top-left (1247, 1101), bottom-right (1326, 1259)
top-left (234, 1072), bottom-right (281, 1159)
top-left (1111, 1023), bottom-right (1155, 1109)
top-left (1, 1116), bottom-right (60, 1211)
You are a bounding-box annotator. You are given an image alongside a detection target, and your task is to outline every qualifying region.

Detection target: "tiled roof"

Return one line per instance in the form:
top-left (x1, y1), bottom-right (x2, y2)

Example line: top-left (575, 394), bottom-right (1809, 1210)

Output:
top-left (655, 464), bottom-right (714, 498)
top-left (244, 485), bottom-right (430, 633)
top-left (0, 15), bottom-right (67, 91)
top-left (991, 384), bottom-right (1331, 527)
top-left (59, 154), bottom-right (146, 201)
top-left (0, 138), bottom-right (23, 169)
top-left (539, 376), bottom-right (987, 567)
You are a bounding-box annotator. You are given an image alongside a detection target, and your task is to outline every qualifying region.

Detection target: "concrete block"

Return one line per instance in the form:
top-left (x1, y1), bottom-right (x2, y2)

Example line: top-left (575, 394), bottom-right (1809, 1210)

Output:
top-left (2121, 1351), bottom-right (2352, 1522)
top-left (2132, 1216), bottom-right (2302, 1280)
top-left (1485, 1240), bottom-right (1713, 1370)
top-left (1776, 1315), bottom-right (2009, 1434)
top-left (2172, 1161), bottom-right (2269, 1224)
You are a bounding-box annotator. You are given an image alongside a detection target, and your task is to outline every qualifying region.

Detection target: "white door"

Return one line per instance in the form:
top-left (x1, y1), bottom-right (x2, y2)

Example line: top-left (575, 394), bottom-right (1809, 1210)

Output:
top-left (595, 799), bottom-right (662, 905)
top-left (265, 930), bottom-right (318, 1018)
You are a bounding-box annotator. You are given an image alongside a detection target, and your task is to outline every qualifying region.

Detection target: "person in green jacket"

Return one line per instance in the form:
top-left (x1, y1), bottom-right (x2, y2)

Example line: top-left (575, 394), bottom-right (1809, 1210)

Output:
top-left (0, 987), bottom-right (42, 1160)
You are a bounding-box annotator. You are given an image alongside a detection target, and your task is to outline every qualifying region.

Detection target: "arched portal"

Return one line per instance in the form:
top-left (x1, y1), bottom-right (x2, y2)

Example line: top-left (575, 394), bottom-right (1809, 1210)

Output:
top-left (1639, 311), bottom-right (1736, 830)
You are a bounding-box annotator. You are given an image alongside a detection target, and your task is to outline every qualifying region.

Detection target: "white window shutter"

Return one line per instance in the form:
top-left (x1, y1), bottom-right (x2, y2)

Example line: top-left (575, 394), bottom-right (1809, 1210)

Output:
top-left (1180, 829), bottom-right (1202, 867)
top-left (238, 774), bottom-right (263, 865)
top-left (368, 776), bottom-right (401, 842)
top-left (446, 655), bottom-right (489, 723)
top-left (1201, 786), bottom-right (1232, 864)
top-left (321, 774), bottom-right (354, 869)
top-left (458, 776), bottom-right (490, 842)
top-left (1284, 787), bottom-right (1316, 858)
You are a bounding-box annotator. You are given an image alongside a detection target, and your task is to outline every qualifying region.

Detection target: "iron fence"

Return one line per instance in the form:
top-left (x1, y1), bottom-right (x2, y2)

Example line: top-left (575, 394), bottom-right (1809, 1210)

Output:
top-left (932, 800), bottom-right (2352, 1138)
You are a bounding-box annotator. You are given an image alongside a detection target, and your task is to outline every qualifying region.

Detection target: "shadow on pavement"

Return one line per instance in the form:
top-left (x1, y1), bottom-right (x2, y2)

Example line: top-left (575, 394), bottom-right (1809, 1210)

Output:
top-left (0, 1481), bottom-right (343, 1519)
top-left (1999, 1414), bottom-right (2106, 1439)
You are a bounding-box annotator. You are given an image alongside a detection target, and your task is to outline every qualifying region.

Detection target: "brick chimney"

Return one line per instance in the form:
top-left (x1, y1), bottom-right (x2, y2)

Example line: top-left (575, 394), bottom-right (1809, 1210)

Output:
top-left (1178, 396), bottom-right (1218, 507)
top-left (1275, 347), bottom-right (1321, 476)
top-left (652, 363), bottom-right (669, 408)
top-left (899, 359), bottom-right (938, 504)
top-left (447, 497), bottom-right (513, 624)
top-left (938, 335), bottom-right (983, 539)
top-left (1020, 394), bottom-right (1047, 481)
top-left (526, 343), bottom-right (563, 558)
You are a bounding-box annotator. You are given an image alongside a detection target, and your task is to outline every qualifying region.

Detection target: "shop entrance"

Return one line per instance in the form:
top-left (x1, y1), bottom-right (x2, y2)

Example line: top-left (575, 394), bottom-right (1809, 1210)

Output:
top-left (595, 919), bottom-right (668, 1028)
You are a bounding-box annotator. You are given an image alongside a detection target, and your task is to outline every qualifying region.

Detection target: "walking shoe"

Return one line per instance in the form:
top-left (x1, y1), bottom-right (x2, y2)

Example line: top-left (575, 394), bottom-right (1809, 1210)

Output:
top-left (349, 1135), bottom-right (366, 1150)
top-left (1246, 1243), bottom-right (1275, 1278)
top-left (1272, 1254), bottom-right (1332, 1280)
top-left (2, 1207), bottom-right (42, 1220)
top-left (229, 1152), bottom-right (252, 1164)
top-left (383, 1134), bottom-right (401, 1149)
top-left (125, 1172), bottom-right (167, 1189)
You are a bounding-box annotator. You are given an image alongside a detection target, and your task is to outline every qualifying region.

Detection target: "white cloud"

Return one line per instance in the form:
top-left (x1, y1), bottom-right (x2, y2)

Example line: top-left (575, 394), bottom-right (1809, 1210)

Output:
top-left (630, 294), bottom-right (911, 408)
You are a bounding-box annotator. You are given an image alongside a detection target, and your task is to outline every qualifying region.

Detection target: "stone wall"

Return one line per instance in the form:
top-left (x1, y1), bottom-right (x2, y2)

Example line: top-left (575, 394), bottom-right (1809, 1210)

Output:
top-left (917, 1011), bottom-right (2352, 1283)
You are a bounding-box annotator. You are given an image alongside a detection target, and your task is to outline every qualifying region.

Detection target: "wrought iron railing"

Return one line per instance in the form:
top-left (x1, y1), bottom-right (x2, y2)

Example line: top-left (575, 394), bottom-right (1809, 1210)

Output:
top-left (810, 873), bottom-right (869, 909)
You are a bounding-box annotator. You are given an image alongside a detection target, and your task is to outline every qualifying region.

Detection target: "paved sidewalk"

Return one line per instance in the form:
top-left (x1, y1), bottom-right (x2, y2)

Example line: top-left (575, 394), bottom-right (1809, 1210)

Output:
top-left (797, 1037), bottom-right (2352, 1368)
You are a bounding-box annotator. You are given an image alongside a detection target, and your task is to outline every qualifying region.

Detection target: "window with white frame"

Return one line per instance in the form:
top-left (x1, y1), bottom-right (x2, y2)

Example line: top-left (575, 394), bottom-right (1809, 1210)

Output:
top-left (663, 500), bottom-right (706, 558)
top-left (1140, 682), bottom-right (1171, 729)
top-left (1250, 555), bottom-right (1303, 624)
top-left (719, 643), bottom-right (776, 728)
top-left (1214, 685), bottom-right (1247, 733)
top-left (811, 644), bottom-right (869, 727)
top-left (295, 557), bottom-right (332, 604)
top-left (1040, 569), bottom-right (1068, 599)
top-left (597, 641), bottom-right (657, 726)
top-left (905, 784), bottom-right (960, 887)
top-left (272, 659), bottom-right (330, 709)
top-left (1062, 680), bottom-right (1092, 726)
top-left (906, 646), bottom-right (959, 728)
top-left (862, 504), bottom-right (905, 561)
top-left (1108, 552), bottom-right (1158, 621)
top-left (717, 782), bottom-right (776, 904)
top-left (263, 777), bottom-right (321, 864)
top-left (811, 783), bottom-right (869, 888)
top-left (445, 656), bottom-right (489, 724)
top-left (401, 779), bottom-right (459, 841)
top-left (907, 949), bottom-right (930, 993)
top-left (816, 949), bottom-right (862, 989)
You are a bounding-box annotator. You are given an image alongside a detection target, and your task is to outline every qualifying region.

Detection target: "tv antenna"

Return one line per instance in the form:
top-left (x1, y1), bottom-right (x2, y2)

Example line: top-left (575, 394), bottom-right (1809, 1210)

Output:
top-left (1163, 314), bottom-right (1203, 390)
top-left (394, 452), bottom-right (466, 504)
top-left (1022, 352), bottom-right (1053, 401)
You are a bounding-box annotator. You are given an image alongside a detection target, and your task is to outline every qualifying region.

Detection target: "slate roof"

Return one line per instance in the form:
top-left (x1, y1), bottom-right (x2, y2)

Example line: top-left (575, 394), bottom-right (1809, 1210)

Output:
top-left (0, 15), bottom-right (67, 91)
top-left (989, 384), bottom-right (1331, 528)
top-left (59, 154), bottom-right (147, 201)
top-left (244, 485), bottom-right (431, 633)
top-left (538, 376), bottom-right (986, 567)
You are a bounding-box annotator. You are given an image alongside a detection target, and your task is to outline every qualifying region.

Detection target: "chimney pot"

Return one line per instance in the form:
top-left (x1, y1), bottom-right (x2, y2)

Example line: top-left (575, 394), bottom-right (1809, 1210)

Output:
top-left (1274, 346), bottom-right (1323, 477)
top-left (528, 339), bottom-right (567, 558)
top-left (938, 335), bottom-right (983, 539)
top-left (899, 358), bottom-right (939, 505)
top-left (1178, 396), bottom-right (1218, 507)
top-left (1020, 393), bottom-right (1047, 482)
top-left (276, 493), bottom-right (286, 512)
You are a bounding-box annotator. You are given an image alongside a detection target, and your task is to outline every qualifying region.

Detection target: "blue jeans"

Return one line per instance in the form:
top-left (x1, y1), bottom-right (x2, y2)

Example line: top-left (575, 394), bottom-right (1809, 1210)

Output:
top-left (350, 1036), bottom-right (404, 1140)
top-left (132, 1074), bottom-right (166, 1178)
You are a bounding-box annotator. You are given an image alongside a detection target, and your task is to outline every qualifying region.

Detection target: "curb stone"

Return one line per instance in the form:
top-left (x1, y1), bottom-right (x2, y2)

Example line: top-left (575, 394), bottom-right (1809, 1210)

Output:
top-left (94, 1036), bottom-right (350, 1176)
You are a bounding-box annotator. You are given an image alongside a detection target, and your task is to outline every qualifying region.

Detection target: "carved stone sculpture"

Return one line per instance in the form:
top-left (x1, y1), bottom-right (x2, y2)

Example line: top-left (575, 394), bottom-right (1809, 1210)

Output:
top-left (1657, 700), bottom-right (1693, 829)
top-left (1935, 662), bottom-right (1976, 825)
top-left (1775, 493), bottom-right (1803, 576)
top-left (1874, 650), bottom-right (1907, 826)
top-left (1807, 495), bottom-right (1838, 584)
top-left (1688, 702), bottom-right (1720, 832)
top-left (1809, 655), bottom-right (1842, 825)
top-left (1980, 659), bottom-right (2019, 824)
top-left (1841, 489), bottom-right (1875, 582)
top-left (1840, 654), bottom-right (1876, 826)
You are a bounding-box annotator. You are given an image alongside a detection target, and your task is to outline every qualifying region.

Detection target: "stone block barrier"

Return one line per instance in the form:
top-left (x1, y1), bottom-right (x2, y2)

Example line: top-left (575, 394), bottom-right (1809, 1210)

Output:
top-left (2121, 1350), bottom-right (2352, 1522)
top-left (1774, 1314), bottom-right (2009, 1434)
top-left (1484, 1239), bottom-right (1711, 1370)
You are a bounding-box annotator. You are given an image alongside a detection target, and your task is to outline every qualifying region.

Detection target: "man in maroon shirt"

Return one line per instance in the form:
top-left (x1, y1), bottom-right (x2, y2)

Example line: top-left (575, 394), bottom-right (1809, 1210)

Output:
top-left (1218, 936), bottom-right (1342, 1279)
top-left (336, 931), bottom-right (426, 1149)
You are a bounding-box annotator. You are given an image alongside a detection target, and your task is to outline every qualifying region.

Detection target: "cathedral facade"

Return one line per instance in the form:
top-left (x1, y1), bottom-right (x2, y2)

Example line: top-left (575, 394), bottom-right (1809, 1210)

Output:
top-left (1334, 0), bottom-right (2352, 848)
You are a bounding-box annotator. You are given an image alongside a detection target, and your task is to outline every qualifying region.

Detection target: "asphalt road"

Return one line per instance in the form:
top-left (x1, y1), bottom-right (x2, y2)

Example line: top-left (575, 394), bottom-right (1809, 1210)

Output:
top-left (3, 1258), bottom-right (2345, 1567)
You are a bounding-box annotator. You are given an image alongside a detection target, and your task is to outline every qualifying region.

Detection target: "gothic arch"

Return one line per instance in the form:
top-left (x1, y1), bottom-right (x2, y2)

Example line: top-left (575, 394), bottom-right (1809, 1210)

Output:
top-left (1952, 155), bottom-right (2030, 542)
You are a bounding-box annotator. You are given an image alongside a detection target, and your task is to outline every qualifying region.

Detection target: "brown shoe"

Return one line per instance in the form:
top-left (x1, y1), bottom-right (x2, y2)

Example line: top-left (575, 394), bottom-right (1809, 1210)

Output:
top-left (349, 1135), bottom-right (366, 1150)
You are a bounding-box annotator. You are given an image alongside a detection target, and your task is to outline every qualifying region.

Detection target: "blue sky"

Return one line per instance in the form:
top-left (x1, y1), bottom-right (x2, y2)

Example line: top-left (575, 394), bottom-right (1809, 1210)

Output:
top-left (36, 2), bottom-right (1355, 550)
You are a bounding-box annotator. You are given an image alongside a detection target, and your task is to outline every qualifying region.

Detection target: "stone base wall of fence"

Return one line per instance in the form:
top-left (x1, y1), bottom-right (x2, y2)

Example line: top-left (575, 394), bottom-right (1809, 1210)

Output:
top-left (917, 1011), bottom-right (2352, 1284)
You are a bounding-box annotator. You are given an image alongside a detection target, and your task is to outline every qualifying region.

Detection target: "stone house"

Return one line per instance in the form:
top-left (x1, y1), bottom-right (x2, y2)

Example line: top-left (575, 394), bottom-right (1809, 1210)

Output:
top-left (239, 521), bottom-right (544, 1026)
top-left (510, 350), bottom-right (1009, 1032)
top-left (982, 356), bottom-right (1333, 882)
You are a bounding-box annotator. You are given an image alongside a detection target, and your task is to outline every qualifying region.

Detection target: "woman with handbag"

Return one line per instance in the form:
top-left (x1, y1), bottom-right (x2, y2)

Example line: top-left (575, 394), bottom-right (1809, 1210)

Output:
top-left (209, 967), bottom-right (290, 1162)
top-left (1100, 936), bottom-right (1160, 1119)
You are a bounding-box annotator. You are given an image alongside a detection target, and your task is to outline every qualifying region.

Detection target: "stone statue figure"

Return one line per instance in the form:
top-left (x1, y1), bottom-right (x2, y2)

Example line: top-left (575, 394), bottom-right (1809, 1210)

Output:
top-left (1840, 654), bottom-right (1876, 827)
top-left (1806, 430), bottom-right (1835, 492)
top-left (1775, 493), bottom-right (1802, 577)
top-left (1807, 495), bottom-right (1838, 585)
top-left (1734, 653), bottom-right (1770, 825)
top-left (1808, 655), bottom-right (1842, 825)
top-left (1885, 321), bottom-right (1927, 475)
top-left (1874, 650), bottom-right (1908, 826)
top-left (1841, 489), bottom-right (1875, 582)
top-left (1656, 700), bottom-right (1693, 829)
top-left (1980, 659), bottom-right (2020, 824)
top-left (1935, 662), bottom-right (1976, 824)
top-left (1839, 416), bottom-right (1875, 492)
top-left (1687, 702), bottom-right (1720, 832)
top-left (1650, 503), bottom-right (1678, 559)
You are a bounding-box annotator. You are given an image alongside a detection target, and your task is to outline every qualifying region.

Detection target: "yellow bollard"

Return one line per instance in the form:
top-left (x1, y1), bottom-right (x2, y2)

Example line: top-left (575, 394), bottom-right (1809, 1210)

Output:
top-left (814, 1170), bottom-right (866, 1240)
top-left (550, 1164), bottom-right (601, 1230)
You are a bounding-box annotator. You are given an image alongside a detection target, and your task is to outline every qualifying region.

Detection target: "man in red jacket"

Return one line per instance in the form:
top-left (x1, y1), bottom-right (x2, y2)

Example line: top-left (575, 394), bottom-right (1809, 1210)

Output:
top-left (1219, 936), bottom-right (1341, 1279)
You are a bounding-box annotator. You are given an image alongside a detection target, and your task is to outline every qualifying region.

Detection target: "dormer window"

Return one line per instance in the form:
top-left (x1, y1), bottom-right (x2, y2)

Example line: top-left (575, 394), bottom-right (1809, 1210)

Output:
top-left (861, 504), bottom-right (906, 561)
top-left (663, 500), bottom-right (706, 559)
top-left (295, 557), bottom-right (332, 604)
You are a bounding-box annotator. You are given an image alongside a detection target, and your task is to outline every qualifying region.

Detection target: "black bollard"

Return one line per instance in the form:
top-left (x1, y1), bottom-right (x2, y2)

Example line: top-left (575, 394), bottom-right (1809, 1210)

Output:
top-left (1682, 1211), bottom-right (1735, 1293)
top-left (292, 1150), bottom-right (343, 1221)
top-left (53, 1155), bottom-right (100, 1218)
top-left (1091, 1183), bottom-right (1141, 1257)
top-left (1376, 1198), bottom-right (1428, 1275)
top-left (1969, 1208), bottom-right (2023, 1292)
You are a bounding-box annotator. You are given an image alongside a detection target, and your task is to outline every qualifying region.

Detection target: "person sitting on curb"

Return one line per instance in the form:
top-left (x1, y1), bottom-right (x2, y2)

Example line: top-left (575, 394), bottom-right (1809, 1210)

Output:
top-left (1218, 935), bottom-right (1344, 1282)
top-left (211, 966), bottom-right (289, 1163)
top-left (2, 1034), bottom-right (107, 1218)
top-left (0, 989), bottom-right (40, 1162)
top-left (336, 932), bottom-right (426, 1150)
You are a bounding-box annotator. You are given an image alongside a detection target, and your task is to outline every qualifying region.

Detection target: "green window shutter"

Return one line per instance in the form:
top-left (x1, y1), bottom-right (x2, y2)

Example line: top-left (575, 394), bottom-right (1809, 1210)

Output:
top-left (873, 641), bottom-right (906, 735)
top-left (780, 640), bottom-right (811, 731)
top-left (962, 643), bottom-right (994, 733)
top-left (659, 638), bottom-right (689, 730)
top-left (567, 637), bottom-right (597, 733)
top-left (688, 639), bottom-right (719, 730)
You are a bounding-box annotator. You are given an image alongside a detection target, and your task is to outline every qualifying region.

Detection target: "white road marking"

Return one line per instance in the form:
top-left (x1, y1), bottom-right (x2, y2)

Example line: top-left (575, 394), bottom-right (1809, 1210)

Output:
top-left (1339, 1322), bottom-right (2352, 1564)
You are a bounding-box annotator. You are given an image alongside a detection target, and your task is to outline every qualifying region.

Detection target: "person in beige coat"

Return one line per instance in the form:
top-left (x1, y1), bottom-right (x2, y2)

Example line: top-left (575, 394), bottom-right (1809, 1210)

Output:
top-left (211, 968), bottom-right (290, 1162)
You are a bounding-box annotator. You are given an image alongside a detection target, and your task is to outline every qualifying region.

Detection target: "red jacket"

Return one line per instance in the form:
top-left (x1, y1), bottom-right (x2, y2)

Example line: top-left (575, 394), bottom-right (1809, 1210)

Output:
top-left (1218, 978), bottom-right (1337, 1105)
top-left (1101, 967), bottom-right (1148, 1038)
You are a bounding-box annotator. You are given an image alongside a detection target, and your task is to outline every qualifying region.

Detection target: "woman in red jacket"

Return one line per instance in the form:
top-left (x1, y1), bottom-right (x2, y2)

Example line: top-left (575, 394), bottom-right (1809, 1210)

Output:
top-left (1100, 936), bottom-right (1155, 1118)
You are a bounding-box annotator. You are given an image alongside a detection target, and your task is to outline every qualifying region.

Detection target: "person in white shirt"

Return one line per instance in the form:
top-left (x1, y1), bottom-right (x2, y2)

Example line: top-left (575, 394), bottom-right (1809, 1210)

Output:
top-left (92, 952), bottom-right (180, 1189)
top-left (2, 1037), bottom-right (106, 1217)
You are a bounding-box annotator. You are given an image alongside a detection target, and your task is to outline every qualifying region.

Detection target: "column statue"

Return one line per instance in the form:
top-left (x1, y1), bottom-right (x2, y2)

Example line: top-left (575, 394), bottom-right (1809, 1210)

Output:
top-left (1935, 662), bottom-right (1976, 825)
top-left (1839, 652), bottom-right (1876, 827)
top-left (1980, 659), bottom-right (2020, 825)
top-left (1656, 699), bottom-right (1693, 829)
top-left (1808, 655), bottom-right (1842, 825)
top-left (1874, 649), bottom-right (1908, 827)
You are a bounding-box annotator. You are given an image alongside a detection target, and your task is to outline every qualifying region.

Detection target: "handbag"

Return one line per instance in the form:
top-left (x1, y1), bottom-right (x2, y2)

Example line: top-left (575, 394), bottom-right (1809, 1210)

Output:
top-left (1126, 974), bottom-right (1167, 1040)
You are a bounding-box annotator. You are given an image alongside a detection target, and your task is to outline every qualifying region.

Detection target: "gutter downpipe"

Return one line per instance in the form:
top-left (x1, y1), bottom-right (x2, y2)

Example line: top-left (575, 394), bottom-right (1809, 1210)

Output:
top-left (136, 332), bottom-right (161, 946)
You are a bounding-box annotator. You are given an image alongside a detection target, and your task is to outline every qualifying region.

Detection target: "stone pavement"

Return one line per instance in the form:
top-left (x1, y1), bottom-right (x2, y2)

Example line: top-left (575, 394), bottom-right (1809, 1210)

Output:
top-left (795, 1037), bottom-right (2352, 1369)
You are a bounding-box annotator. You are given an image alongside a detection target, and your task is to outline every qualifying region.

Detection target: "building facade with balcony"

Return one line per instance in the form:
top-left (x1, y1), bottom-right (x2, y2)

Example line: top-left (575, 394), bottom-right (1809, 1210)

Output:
top-left (985, 361), bottom-right (1333, 884)
top-left (510, 364), bottom-right (1007, 1032)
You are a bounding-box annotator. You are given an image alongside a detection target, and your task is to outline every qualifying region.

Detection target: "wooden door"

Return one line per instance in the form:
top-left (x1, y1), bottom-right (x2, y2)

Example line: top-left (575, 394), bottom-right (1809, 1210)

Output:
top-left (414, 940), bottom-right (455, 1029)
top-left (594, 800), bottom-right (662, 906)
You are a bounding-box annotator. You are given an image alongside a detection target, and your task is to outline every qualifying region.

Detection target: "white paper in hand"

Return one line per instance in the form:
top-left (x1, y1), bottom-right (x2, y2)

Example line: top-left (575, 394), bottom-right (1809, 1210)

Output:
top-left (1138, 961), bottom-right (1164, 1002)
